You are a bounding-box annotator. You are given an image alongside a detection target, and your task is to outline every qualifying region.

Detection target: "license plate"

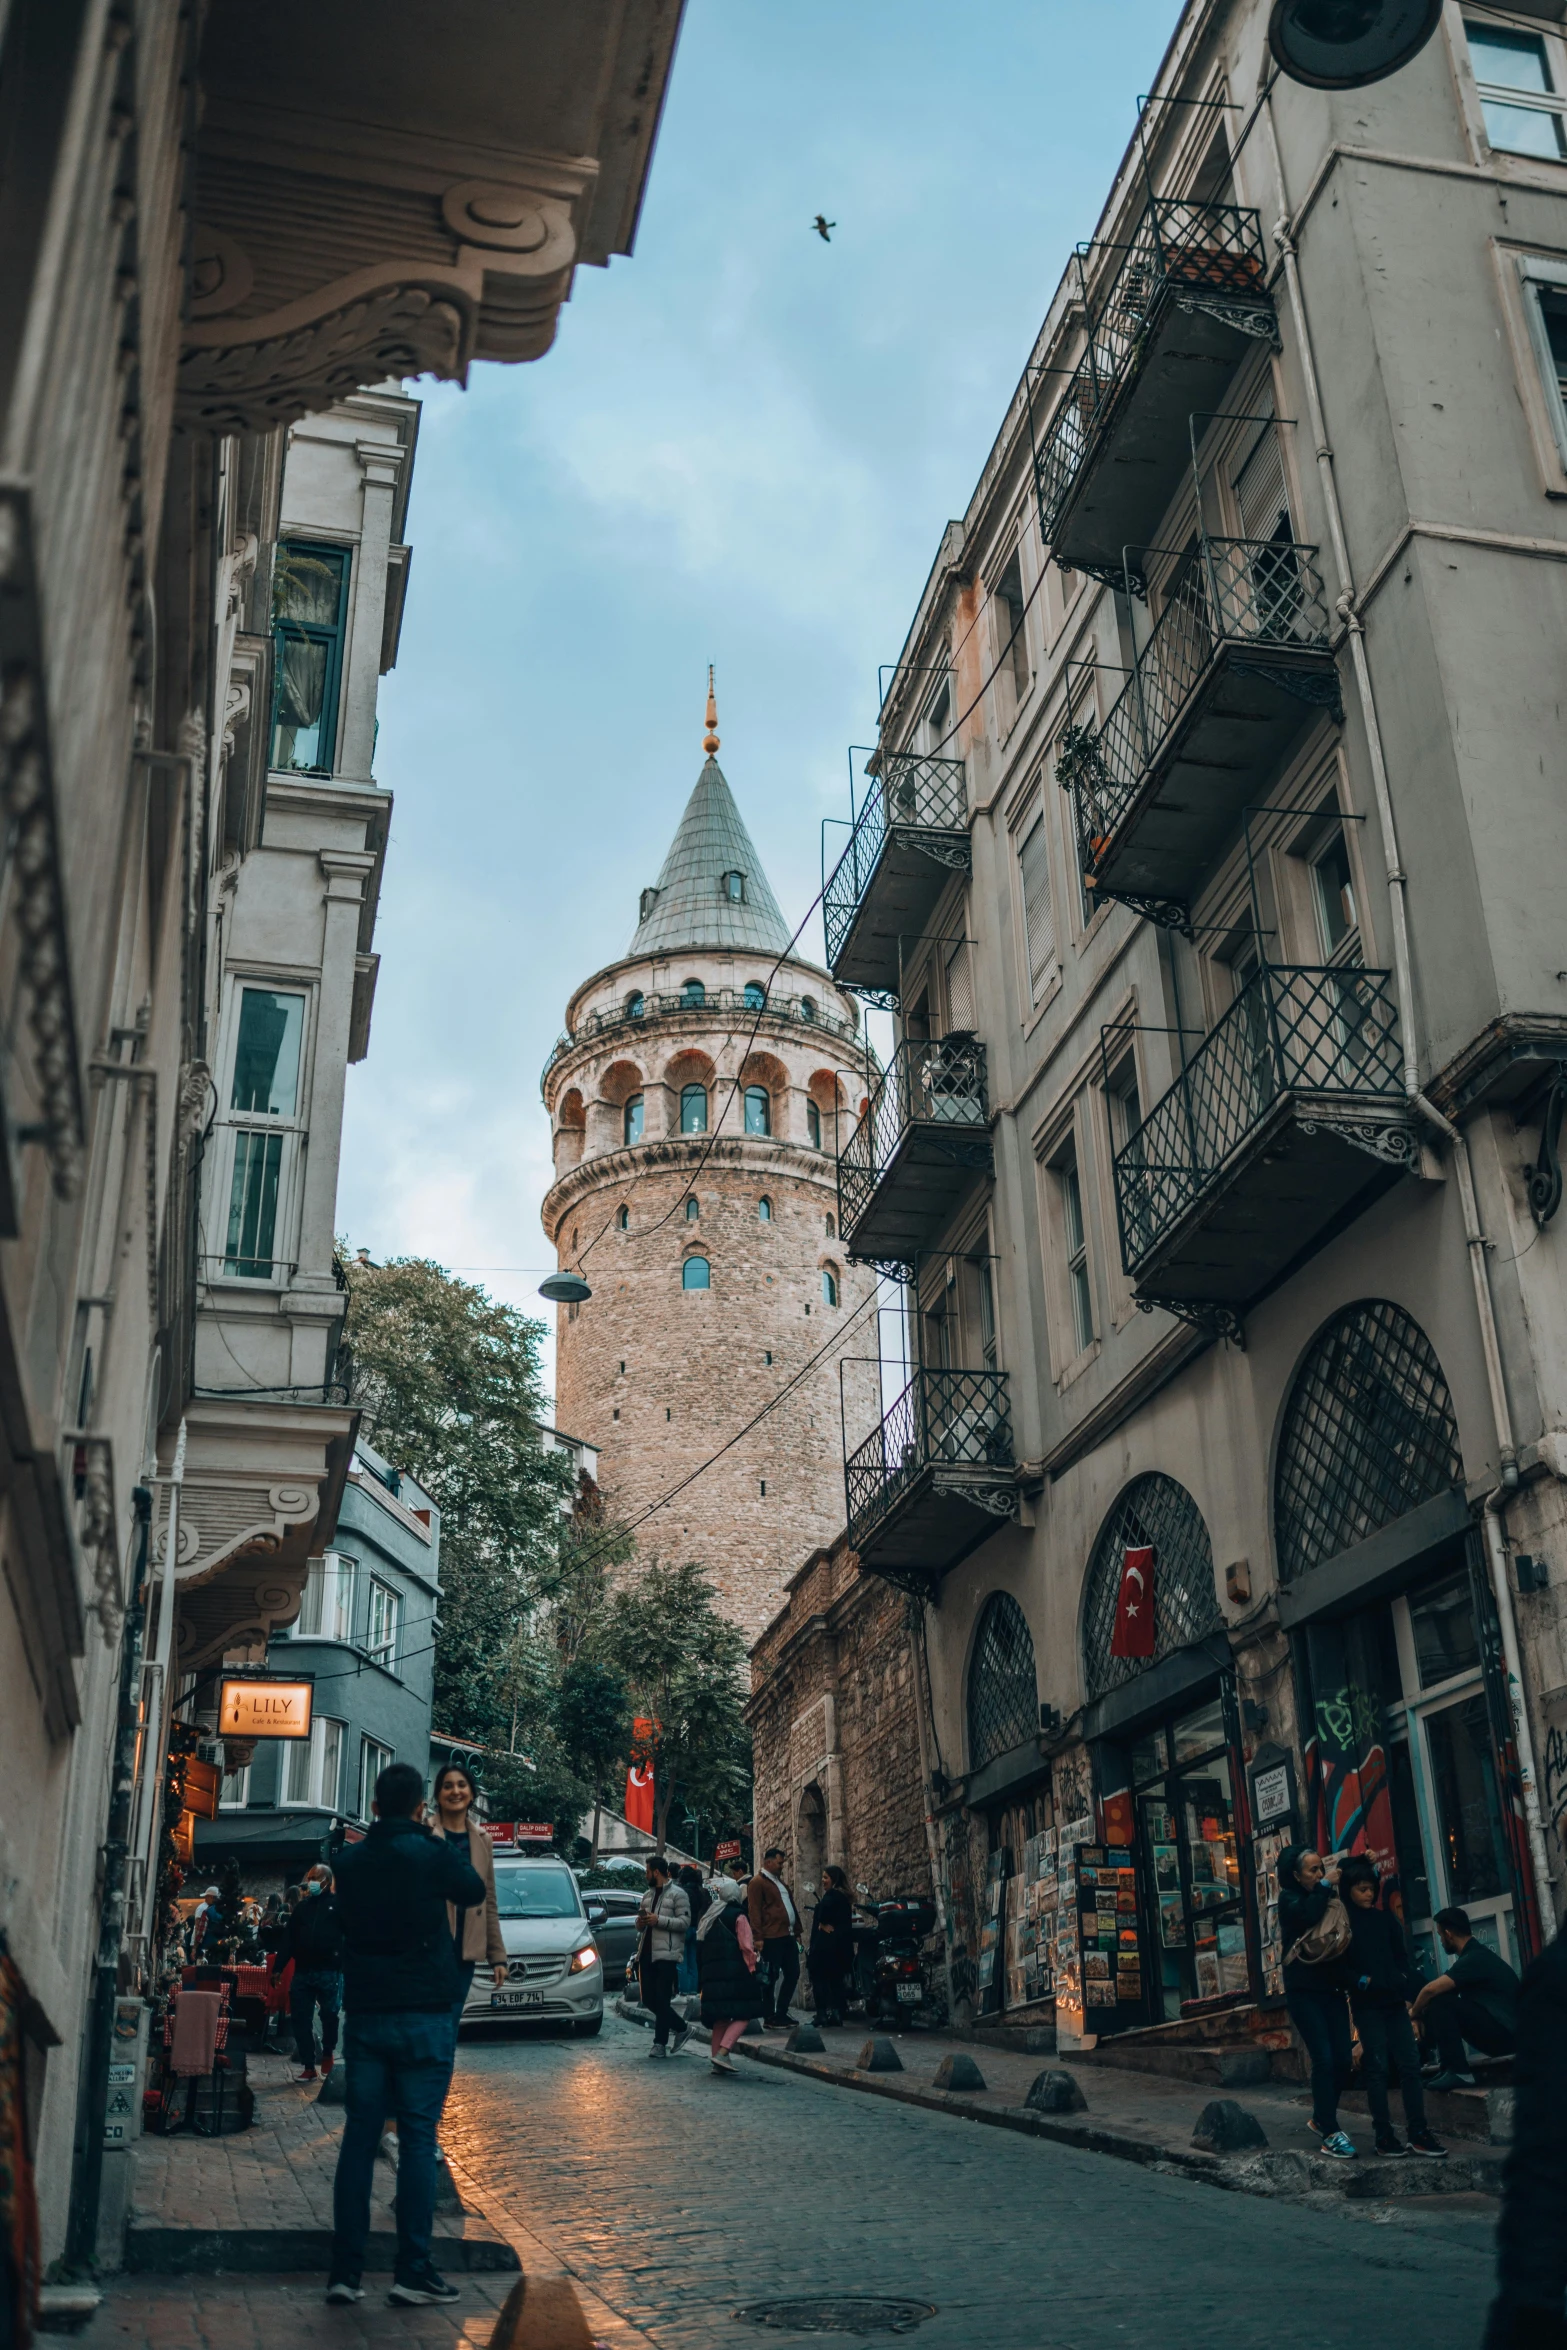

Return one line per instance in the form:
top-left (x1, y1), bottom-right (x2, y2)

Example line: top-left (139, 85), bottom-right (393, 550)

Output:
top-left (490, 1990), bottom-right (545, 2009)
top-left (896, 1983), bottom-right (922, 2003)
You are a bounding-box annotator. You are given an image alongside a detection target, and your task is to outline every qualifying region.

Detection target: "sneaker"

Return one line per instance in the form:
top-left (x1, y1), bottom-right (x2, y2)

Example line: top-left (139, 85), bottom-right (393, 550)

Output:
top-left (295, 2066), bottom-right (319, 2083)
top-left (710, 2053), bottom-right (737, 2074)
top-left (670, 2020), bottom-right (693, 2056)
top-left (1374, 2134), bottom-right (1408, 2158)
top-left (648, 2042), bottom-right (670, 2059)
top-left (388, 2271), bottom-right (460, 2307)
top-left (1318, 2131), bottom-right (1358, 2160)
top-left (1426, 2069), bottom-right (1476, 2092)
top-left (1407, 2128), bottom-right (1449, 2159)
top-left (325, 2279), bottom-right (363, 2305)
top-left (321, 2057), bottom-right (335, 2078)
top-left (377, 2133), bottom-right (399, 2165)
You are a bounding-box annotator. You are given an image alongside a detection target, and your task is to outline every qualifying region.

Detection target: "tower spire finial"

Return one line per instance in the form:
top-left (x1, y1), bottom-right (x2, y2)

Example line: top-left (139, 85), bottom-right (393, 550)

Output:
top-left (703, 664), bottom-right (719, 757)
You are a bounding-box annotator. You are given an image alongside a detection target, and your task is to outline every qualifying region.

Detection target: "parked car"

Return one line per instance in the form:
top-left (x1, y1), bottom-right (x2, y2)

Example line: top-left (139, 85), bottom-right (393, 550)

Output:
top-left (582, 1889), bottom-right (644, 1984)
top-left (461, 1856), bottom-right (603, 2034)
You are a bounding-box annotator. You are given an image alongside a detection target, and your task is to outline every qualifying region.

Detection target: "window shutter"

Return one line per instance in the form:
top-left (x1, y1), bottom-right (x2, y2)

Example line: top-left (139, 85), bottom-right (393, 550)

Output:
top-left (945, 937), bottom-right (975, 1033)
top-left (1236, 426), bottom-right (1288, 543)
top-left (1020, 815), bottom-right (1054, 1002)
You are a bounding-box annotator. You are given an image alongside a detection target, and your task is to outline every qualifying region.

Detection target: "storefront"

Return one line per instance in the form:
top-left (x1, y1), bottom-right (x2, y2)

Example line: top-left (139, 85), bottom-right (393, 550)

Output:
top-left (958, 1592), bottom-right (1058, 2019)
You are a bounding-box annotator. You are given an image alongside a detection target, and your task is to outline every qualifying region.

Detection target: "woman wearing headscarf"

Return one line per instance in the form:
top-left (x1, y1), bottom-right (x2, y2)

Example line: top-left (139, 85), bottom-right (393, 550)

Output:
top-left (1278, 1843), bottom-right (1356, 2159)
top-left (806, 1865), bottom-right (854, 2026)
top-left (695, 1874), bottom-right (764, 2074)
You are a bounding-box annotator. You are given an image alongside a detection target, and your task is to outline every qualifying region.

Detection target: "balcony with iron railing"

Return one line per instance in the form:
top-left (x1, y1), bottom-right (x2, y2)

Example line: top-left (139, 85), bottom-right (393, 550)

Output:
top-left (822, 753), bottom-right (970, 1001)
top-left (1030, 198), bottom-right (1276, 583)
top-left (845, 1366), bottom-right (1016, 1595)
top-left (540, 985), bottom-right (858, 1093)
top-left (1057, 534), bottom-right (1339, 928)
top-left (1111, 964), bottom-right (1419, 1336)
top-left (838, 1035), bottom-right (991, 1268)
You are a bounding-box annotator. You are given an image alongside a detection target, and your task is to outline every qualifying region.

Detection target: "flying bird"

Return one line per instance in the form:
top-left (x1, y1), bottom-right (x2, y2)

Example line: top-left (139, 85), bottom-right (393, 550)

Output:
top-left (812, 215), bottom-right (835, 242)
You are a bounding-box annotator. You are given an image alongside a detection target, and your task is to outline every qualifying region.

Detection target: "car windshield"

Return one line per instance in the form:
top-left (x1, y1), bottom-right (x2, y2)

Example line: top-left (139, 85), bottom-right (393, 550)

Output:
top-left (494, 1867), bottom-right (582, 1919)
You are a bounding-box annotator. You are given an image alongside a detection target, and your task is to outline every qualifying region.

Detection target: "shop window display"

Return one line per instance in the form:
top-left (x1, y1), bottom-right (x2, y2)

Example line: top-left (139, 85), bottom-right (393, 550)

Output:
top-left (1132, 1699), bottom-right (1247, 2018)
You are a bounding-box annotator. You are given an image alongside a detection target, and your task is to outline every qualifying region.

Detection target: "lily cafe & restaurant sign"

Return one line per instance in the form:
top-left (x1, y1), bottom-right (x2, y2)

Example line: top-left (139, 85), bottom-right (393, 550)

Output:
top-left (218, 1675), bottom-right (315, 1741)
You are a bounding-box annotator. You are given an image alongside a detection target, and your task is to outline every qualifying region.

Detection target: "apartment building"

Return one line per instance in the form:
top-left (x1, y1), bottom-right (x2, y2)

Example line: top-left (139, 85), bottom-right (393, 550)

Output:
top-left (817, 0), bottom-right (1567, 2045)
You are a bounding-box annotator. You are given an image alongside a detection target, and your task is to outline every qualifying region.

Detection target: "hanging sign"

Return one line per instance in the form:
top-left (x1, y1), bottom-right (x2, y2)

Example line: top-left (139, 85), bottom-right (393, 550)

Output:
top-left (1109, 1546), bottom-right (1156, 1661)
top-left (218, 1676), bottom-right (314, 1740)
top-left (714, 1838), bottom-right (743, 1863)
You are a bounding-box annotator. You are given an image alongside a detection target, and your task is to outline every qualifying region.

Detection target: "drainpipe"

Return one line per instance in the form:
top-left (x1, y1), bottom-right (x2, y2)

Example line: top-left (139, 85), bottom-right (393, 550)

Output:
top-left (132, 1420), bottom-right (187, 1961)
top-left (905, 1599), bottom-right (956, 2017)
top-left (1259, 91), bottom-right (1553, 1919)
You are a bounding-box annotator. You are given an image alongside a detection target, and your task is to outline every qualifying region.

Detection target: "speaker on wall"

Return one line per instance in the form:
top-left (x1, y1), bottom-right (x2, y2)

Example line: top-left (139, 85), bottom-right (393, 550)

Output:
top-left (1268, 0), bottom-right (1444, 88)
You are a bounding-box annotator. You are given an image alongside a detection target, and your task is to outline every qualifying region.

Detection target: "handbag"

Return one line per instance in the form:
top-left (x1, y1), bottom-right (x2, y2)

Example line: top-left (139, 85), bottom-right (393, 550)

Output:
top-left (1284, 1893), bottom-right (1352, 1968)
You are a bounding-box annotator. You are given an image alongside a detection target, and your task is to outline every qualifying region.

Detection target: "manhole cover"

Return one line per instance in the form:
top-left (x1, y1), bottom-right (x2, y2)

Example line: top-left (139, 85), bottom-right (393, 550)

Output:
top-left (734, 2300), bottom-right (937, 2337)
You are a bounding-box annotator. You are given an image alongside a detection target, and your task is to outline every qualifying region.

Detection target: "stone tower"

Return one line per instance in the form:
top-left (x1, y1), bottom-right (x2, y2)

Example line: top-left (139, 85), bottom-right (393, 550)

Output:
top-left (541, 686), bottom-right (878, 1639)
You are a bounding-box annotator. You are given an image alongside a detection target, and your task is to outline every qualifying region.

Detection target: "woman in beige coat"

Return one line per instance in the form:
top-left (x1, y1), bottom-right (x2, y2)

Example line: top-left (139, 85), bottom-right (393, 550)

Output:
top-left (432, 1764), bottom-right (507, 2034)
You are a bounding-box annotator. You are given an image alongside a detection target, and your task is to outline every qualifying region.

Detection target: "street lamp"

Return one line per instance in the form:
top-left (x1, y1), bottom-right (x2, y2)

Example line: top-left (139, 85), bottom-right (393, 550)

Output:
top-left (539, 1269), bottom-right (592, 1305)
top-left (1268, 0), bottom-right (1443, 88)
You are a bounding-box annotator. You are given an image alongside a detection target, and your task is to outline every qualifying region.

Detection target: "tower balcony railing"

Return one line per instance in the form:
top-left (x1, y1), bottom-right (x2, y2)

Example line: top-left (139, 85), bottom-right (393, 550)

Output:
top-left (540, 984), bottom-right (858, 1092)
top-left (1057, 534), bottom-right (1338, 926)
top-left (1112, 964), bottom-right (1419, 1334)
top-left (845, 1366), bottom-right (1015, 1595)
top-left (822, 752), bottom-right (969, 1001)
top-left (1031, 197), bottom-right (1275, 582)
top-left (838, 1035), bottom-right (991, 1268)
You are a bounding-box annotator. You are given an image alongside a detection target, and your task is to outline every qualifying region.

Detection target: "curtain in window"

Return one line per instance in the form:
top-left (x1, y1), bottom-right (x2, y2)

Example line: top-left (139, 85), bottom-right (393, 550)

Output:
top-left (945, 938), bottom-right (975, 1033)
top-left (1020, 816), bottom-right (1053, 1000)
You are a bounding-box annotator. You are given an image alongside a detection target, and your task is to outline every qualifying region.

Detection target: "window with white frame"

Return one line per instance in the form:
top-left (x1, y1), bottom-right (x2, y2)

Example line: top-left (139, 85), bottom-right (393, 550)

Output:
top-left (1465, 20), bottom-right (1567, 158)
top-left (1018, 810), bottom-right (1054, 1003)
top-left (1311, 827), bottom-right (1360, 959)
top-left (283, 1716), bottom-right (345, 1809)
top-left (1518, 253), bottom-right (1567, 471)
top-left (993, 551), bottom-right (1030, 709)
top-left (219, 1760), bottom-right (251, 1808)
top-left (221, 986), bottom-right (307, 1280)
top-left (358, 1736), bottom-right (393, 1821)
top-left (366, 1576), bottom-right (401, 1670)
top-left (1050, 1136), bottom-right (1095, 1359)
top-left (291, 1552), bottom-right (356, 1642)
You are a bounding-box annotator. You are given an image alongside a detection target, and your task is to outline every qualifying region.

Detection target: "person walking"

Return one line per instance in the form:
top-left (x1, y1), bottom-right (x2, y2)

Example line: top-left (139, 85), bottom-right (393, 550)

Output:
top-left (1484, 1925), bottom-right (1567, 2350)
top-left (286, 1863), bottom-right (345, 2082)
top-left (1278, 1843), bottom-right (1357, 2159)
top-left (806, 1865), bottom-right (854, 2026)
top-left (636, 1856), bottom-right (691, 2057)
top-left (676, 1863), bottom-right (708, 1997)
top-left (430, 1764), bottom-right (508, 2040)
top-left (747, 1846), bottom-right (802, 2031)
top-left (1337, 1857), bottom-right (1446, 2159)
top-left (327, 1760), bottom-right (485, 2310)
top-left (696, 1874), bottom-right (764, 2073)
top-left (1411, 1905), bottom-right (1521, 2088)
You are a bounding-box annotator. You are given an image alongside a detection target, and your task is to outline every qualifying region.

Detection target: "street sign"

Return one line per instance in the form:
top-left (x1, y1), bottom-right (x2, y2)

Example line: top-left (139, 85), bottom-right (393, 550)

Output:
top-left (714, 1838), bottom-right (742, 1863)
top-left (218, 1676), bottom-right (314, 1740)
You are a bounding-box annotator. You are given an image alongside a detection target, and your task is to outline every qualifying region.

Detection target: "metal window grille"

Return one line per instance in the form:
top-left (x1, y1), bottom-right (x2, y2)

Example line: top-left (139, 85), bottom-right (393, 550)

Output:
top-left (838, 1036), bottom-right (989, 1244)
top-left (844, 1366), bottom-right (1012, 1557)
top-left (823, 753), bottom-right (969, 973)
top-left (1081, 1473), bottom-right (1220, 1703)
top-left (1273, 1300), bottom-right (1463, 1585)
top-left (967, 1592), bottom-right (1038, 1771)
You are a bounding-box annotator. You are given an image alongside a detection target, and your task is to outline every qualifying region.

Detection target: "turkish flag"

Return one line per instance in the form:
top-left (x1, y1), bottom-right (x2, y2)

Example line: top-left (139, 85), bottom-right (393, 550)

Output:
top-left (625, 1763), bottom-right (655, 1833)
top-left (1109, 1545), bottom-right (1156, 1660)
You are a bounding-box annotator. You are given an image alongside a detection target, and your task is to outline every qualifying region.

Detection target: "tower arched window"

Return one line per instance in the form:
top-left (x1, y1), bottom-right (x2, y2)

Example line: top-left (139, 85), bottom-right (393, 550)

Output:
top-left (822, 1267), bottom-right (839, 1307)
top-left (682, 1255), bottom-right (711, 1290)
top-left (825, 1213), bottom-right (835, 1238)
top-left (807, 1100), bottom-right (822, 1149)
top-left (758, 1196), bottom-right (773, 1221)
top-left (625, 990), bottom-right (645, 1019)
top-left (744, 1085), bottom-right (771, 1137)
top-left (744, 981), bottom-right (766, 1011)
top-left (616, 1204), bottom-right (629, 1231)
top-left (682, 978), bottom-right (706, 1009)
top-left (680, 1084), bottom-right (708, 1134)
top-left (623, 1095), bottom-right (644, 1146)
top-left (722, 871), bottom-right (746, 904)
top-left (684, 1196), bottom-right (699, 1222)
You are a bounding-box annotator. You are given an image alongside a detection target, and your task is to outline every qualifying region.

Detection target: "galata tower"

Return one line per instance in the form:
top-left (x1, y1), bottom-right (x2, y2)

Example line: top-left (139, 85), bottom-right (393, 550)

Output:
top-left (541, 684), bottom-right (878, 1639)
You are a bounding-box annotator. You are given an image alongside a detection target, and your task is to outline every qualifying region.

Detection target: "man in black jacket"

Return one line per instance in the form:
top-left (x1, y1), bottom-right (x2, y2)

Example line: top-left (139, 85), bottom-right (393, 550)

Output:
top-left (286, 1864), bottom-right (344, 2082)
top-left (327, 1761), bottom-right (485, 2309)
top-left (1485, 1930), bottom-right (1567, 2350)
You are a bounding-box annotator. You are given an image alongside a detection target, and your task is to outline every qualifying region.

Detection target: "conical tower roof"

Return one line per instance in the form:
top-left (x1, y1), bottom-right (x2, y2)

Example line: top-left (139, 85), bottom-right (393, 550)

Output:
top-left (627, 680), bottom-right (792, 958)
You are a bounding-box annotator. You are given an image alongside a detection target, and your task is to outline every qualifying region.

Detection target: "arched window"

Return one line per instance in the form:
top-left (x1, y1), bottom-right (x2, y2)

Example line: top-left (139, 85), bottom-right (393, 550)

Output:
top-left (758, 1196), bottom-right (772, 1221)
top-left (625, 990), bottom-right (645, 1019)
top-left (681, 1255), bottom-right (710, 1290)
top-left (722, 871), bottom-right (746, 904)
top-left (807, 1101), bottom-right (822, 1149)
top-left (684, 1196), bottom-right (699, 1222)
top-left (1081, 1475), bottom-right (1220, 1704)
top-left (744, 1085), bottom-right (771, 1136)
top-left (800, 996), bottom-right (818, 1023)
top-left (824, 1213), bottom-right (835, 1238)
top-left (744, 980), bottom-right (766, 1011)
top-left (680, 1084), bottom-right (708, 1134)
top-left (682, 978), bottom-right (706, 1009)
top-left (623, 1095), bottom-right (644, 1146)
top-left (1274, 1301), bottom-right (1463, 1585)
top-left (822, 1267), bottom-right (839, 1306)
top-left (616, 1204), bottom-right (629, 1231)
top-left (967, 1594), bottom-right (1038, 1771)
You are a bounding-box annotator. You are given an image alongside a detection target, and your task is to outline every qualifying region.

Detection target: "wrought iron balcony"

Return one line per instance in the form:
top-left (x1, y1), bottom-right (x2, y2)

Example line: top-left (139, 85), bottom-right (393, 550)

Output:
top-left (838, 1036), bottom-right (991, 1268)
top-left (1057, 534), bottom-right (1339, 928)
top-left (846, 1367), bottom-right (1016, 1596)
top-left (823, 754), bottom-right (969, 1001)
top-left (1031, 198), bottom-right (1275, 582)
top-left (1113, 965), bottom-right (1419, 1337)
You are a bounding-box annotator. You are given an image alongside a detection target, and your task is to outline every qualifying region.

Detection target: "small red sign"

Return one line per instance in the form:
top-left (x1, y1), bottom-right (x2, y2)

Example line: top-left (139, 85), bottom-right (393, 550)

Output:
top-left (515, 1823), bottom-right (555, 1840)
top-left (481, 1822), bottom-right (515, 1845)
top-left (714, 1838), bottom-right (742, 1862)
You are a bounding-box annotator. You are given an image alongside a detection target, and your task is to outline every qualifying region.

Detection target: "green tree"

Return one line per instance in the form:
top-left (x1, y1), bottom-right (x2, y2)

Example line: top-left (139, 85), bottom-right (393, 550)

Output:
top-left (600, 1558), bottom-right (751, 1856)
top-left (557, 1655), bottom-right (630, 1859)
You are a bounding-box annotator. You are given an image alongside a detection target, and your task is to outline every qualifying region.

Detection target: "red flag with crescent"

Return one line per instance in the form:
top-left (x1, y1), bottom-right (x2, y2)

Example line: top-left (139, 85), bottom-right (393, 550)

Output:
top-left (1110, 1544), bottom-right (1156, 1659)
top-left (625, 1762), bottom-right (655, 1833)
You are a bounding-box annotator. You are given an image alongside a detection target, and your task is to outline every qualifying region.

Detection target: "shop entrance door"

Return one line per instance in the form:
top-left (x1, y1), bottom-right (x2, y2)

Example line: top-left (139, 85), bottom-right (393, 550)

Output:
top-left (1128, 1687), bottom-right (1249, 2020)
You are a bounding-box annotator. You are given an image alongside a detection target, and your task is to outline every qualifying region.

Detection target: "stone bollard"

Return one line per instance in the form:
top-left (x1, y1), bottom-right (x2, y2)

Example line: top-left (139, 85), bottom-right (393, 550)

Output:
top-left (785, 2025), bottom-right (826, 2054)
top-left (315, 2067), bottom-right (345, 2107)
top-left (856, 2036), bottom-right (904, 2072)
top-left (1025, 2068), bottom-right (1087, 2114)
top-left (489, 2268), bottom-right (595, 2350)
top-left (932, 2053), bottom-right (987, 2092)
top-left (1191, 2097), bottom-right (1269, 2153)
top-left (742, 2017), bottom-right (765, 2036)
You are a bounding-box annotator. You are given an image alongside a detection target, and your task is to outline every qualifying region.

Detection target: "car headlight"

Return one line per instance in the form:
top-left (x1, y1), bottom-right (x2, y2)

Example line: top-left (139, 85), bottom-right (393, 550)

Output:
top-left (569, 1940), bottom-right (600, 1974)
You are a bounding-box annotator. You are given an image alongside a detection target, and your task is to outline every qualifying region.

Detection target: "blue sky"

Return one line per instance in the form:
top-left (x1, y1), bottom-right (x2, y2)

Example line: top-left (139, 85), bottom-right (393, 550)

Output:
top-left (339, 0), bottom-right (1182, 1399)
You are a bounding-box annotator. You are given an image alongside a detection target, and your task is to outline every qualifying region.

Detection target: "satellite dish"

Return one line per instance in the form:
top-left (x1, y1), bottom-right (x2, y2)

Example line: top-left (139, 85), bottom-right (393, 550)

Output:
top-left (539, 1269), bottom-right (592, 1305)
top-left (1268, 0), bottom-right (1443, 88)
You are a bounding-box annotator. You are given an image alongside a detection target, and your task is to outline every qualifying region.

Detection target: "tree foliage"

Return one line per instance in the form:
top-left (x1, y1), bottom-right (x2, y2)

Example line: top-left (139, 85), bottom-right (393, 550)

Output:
top-left (599, 1558), bottom-right (751, 1854)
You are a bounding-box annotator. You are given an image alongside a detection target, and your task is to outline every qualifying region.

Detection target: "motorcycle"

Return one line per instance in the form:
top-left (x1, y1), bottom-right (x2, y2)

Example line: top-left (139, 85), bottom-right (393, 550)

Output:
top-left (854, 1887), bottom-right (948, 2031)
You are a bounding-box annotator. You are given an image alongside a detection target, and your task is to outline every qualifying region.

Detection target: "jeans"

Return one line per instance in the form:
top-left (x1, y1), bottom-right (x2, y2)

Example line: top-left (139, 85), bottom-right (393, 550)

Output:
top-left (1288, 1985), bottom-right (1353, 2134)
top-left (331, 2009), bottom-right (454, 2284)
top-left (762, 1936), bottom-right (800, 2025)
top-left (1424, 1989), bottom-right (1515, 2075)
top-left (1353, 2004), bottom-right (1428, 2138)
top-left (450, 1959), bottom-right (476, 2046)
top-left (677, 1932), bottom-right (699, 1997)
top-left (646, 1958), bottom-right (681, 2046)
top-left (291, 1968), bottom-right (341, 2069)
